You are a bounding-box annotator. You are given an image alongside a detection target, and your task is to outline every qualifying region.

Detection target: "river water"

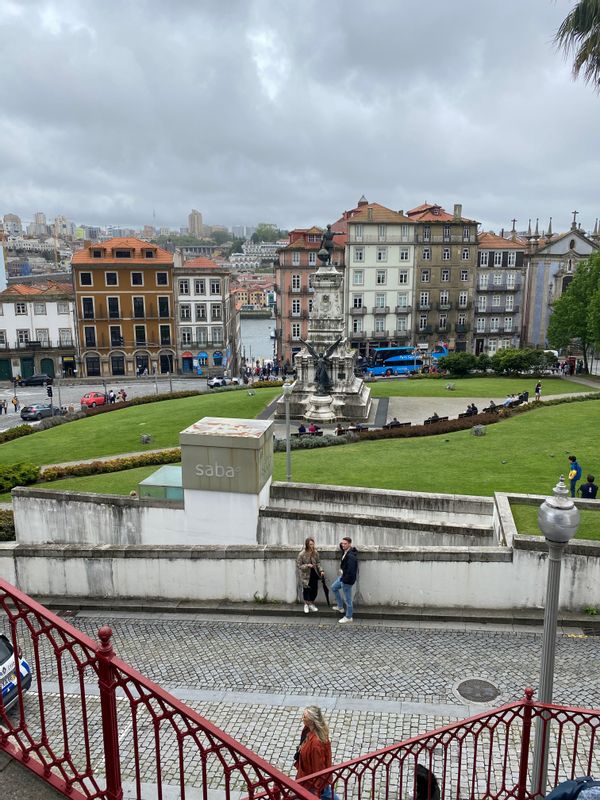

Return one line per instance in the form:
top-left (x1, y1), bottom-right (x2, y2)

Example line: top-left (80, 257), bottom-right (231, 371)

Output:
top-left (240, 316), bottom-right (275, 364)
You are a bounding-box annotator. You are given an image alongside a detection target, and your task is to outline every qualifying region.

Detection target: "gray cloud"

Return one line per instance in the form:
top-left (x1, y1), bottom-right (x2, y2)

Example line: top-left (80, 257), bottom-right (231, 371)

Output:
top-left (0, 0), bottom-right (597, 234)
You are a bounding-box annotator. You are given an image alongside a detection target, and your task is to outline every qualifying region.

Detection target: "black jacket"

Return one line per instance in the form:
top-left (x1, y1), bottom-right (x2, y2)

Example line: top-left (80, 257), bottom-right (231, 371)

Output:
top-left (340, 546), bottom-right (358, 585)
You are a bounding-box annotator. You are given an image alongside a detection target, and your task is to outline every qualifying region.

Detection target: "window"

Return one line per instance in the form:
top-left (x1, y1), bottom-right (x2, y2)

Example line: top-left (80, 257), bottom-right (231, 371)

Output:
top-left (352, 317), bottom-right (362, 333)
top-left (477, 296), bottom-right (487, 311)
top-left (506, 272), bottom-right (516, 288)
top-left (194, 303), bottom-right (206, 321)
top-left (58, 301), bottom-right (69, 314)
top-left (458, 314), bottom-right (466, 326)
top-left (59, 329), bottom-right (72, 346)
top-left (398, 269), bottom-right (408, 284)
top-left (439, 290), bottom-right (449, 306)
top-left (399, 248), bottom-right (410, 261)
top-left (419, 291), bottom-right (430, 308)
top-left (86, 356), bottom-right (100, 376)
top-left (115, 249), bottom-right (132, 258)
top-left (463, 226), bottom-right (470, 241)
top-left (507, 252), bottom-right (516, 267)
top-left (396, 316), bottom-right (407, 332)
top-left (211, 327), bottom-right (223, 344)
top-left (82, 298), bottom-right (94, 319)
top-left (479, 274), bottom-right (489, 289)
top-left (179, 279), bottom-right (190, 295)
top-left (181, 328), bottom-right (192, 345)
top-left (134, 325), bottom-right (146, 345)
top-left (490, 317), bottom-right (500, 332)
top-left (376, 270), bottom-right (387, 285)
top-left (105, 272), bottom-right (118, 286)
top-left (400, 224), bottom-right (409, 241)
top-left (180, 304), bottom-right (191, 321)
top-left (442, 248), bottom-right (450, 261)
top-left (419, 314), bottom-right (428, 331)
top-left (422, 247), bottom-right (431, 260)
top-left (194, 279), bottom-right (206, 295)
top-left (441, 269), bottom-right (450, 282)
top-left (157, 272), bottom-right (168, 286)
top-left (159, 297), bottom-right (170, 318)
top-left (35, 328), bottom-right (49, 344)
top-left (210, 280), bottom-right (221, 295)
top-left (492, 295), bottom-right (501, 308)
top-left (504, 317), bottom-right (513, 332)
top-left (462, 248), bottom-right (470, 260)
top-left (438, 314), bottom-right (448, 330)
top-left (480, 251), bottom-right (489, 266)
top-left (353, 270), bottom-right (364, 286)
top-left (109, 326), bottom-right (122, 347)
top-left (308, 299), bottom-right (313, 313)
top-left (16, 329), bottom-right (29, 345)
top-left (292, 299), bottom-right (301, 316)
top-left (443, 225), bottom-right (451, 242)
top-left (505, 295), bottom-right (514, 311)
top-left (131, 272), bottom-right (143, 286)
top-left (476, 318), bottom-right (486, 333)
top-left (352, 295), bottom-right (363, 309)
top-left (421, 269), bottom-right (430, 283)
top-left (423, 225), bottom-right (431, 242)
top-left (197, 328), bottom-right (207, 345)
top-left (494, 252), bottom-right (502, 266)
top-left (292, 252), bottom-right (300, 266)
top-left (396, 292), bottom-right (408, 308)
top-left (375, 293), bottom-right (386, 308)
top-left (84, 326), bottom-right (96, 347)
top-left (354, 224), bottom-right (363, 241)
top-left (15, 302), bottom-right (27, 315)
top-left (133, 297), bottom-right (145, 318)
top-left (458, 291), bottom-right (468, 308)
top-left (108, 297), bottom-right (120, 319)
top-left (292, 274), bottom-right (301, 291)
top-left (460, 269), bottom-right (468, 281)
top-left (34, 302), bottom-right (46, 315)
top-left (92, 249), bottom-right (102, 258)
top-left (373, 317), bottom-right (384, 333)
top-left (493, 273), bottom-right (502, 286)
top-left (111, 355), bottom-right (125, 376)
top-left (80, 272), bottom-right (92, 286)
top-left (503, 338), bottom-right (512, 349)
top-left (354, 247), bottom-right (364, 262)
top-left (378, 224), bottom-right (386, 241)
top-left (160, 325), bottom-right (171, 345)
top-left (211, 304), bottom-right (222, 321)
top-left (376, 247), bottom-right (387, 262)
top-left (144, 249), bottom-right (155, 259)
top-left (489, 338), bottom-right (498, 354)
top-left (308, 252), bottom-right (317, 266)
top-left (291, 323), bottom-right (300, 339)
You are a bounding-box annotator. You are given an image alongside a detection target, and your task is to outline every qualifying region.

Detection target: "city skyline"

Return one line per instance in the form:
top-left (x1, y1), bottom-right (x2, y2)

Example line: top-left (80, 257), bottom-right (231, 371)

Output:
top-left (0, 1), bottom-right (598, 233)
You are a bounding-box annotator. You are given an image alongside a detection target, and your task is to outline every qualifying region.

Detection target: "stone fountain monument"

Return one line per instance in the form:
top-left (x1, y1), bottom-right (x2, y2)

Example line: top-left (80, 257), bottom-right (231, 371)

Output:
top-left (275, 226), bottom-right (371, 422)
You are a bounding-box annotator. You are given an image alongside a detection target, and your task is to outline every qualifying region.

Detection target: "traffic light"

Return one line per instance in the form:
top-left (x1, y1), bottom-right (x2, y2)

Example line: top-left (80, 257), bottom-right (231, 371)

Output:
top-left (46, 386), bottom-right (53, 398)
top-left (119, 337), bottom-right (125, 346)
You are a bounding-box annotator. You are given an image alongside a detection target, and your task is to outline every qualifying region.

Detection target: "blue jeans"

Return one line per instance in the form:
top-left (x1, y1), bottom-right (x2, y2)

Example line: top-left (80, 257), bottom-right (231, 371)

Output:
top-left (331, 577), bottom-right (353, 618)
top-left (570, 478), bottom-right (577, 498)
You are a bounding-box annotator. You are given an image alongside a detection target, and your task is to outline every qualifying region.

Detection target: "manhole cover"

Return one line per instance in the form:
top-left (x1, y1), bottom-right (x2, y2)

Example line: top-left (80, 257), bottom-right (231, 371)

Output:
top-left (457, 678), bottom-right (500, 703)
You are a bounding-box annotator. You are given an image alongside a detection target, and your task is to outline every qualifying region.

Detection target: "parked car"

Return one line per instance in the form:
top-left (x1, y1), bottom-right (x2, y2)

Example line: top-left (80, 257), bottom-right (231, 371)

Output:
top-left (207, 376), bottom-right (240, 388)
top-left (20, 403), bottom-right (65, 421)
top-left (80, 391), bottom-right (107, 408)
top-left (18, 373), bottom-right (53, 386)
top-left (0, 632), bottom-right (32, 712)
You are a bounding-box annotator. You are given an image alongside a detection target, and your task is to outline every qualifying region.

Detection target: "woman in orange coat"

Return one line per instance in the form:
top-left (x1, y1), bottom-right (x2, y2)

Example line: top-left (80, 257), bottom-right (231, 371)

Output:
top-left (295, 706), bottom-right (333, 798)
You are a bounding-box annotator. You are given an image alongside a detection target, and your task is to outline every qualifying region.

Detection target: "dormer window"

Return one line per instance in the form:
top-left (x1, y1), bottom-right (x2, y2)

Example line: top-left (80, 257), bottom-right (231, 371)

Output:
top-left (144, 249), bottom-right (155, 258)
top-left (92, 249), bottom-right (103, 258)
top-left (432, 207), bottom-right (440, 215)
top-left (115, 249), bottom-right (132, 258)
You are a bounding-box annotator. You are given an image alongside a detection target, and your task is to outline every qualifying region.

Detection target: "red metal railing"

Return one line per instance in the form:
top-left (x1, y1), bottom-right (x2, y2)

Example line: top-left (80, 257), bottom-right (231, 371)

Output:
top-left (1, 576), bottom-right (600, 800)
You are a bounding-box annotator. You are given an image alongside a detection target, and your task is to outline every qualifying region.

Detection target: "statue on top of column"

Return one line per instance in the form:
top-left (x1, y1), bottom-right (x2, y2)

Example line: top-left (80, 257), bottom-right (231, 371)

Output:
top-left (318, 224), bottom-right (343, 264)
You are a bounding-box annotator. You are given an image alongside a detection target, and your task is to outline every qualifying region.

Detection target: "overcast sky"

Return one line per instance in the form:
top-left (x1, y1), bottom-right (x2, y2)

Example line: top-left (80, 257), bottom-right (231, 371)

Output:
top-left (1, 0), bottom-right (598, 235)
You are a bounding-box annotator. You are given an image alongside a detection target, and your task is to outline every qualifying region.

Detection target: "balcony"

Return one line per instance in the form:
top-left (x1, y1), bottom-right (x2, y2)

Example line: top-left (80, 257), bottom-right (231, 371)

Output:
top-left (350, 306), bottom-right (367, 315)
top-left (418, 325), bottom-right (433, 334)
top-left (457, 302), bottom-right (472, 311)
top-left (372, 330), bottom-right (389, 338)
top-left (349, 331), bottom-right (367, 339)
top-left (476, 305), bottom-right (519, 315)
top-left (5, 338), bottom-right (75, 351)
top-left (477, 283), bottom-right (521, 292)
top-left (435, 326), bottom-right (450, 334)
top-left (348, 234), bottom-right (413, 244)
top-left (393, 331), bottom-right (410, 339)
top-left (455, 323), bottom-right (471, 333)
top-left (372, 306), bottom-right (390, 315)
top-left (417, 303), bottom-right (431, 311)
top-left (436, 302), bottom-right (453, 311)
top-left (395, 305), bottom-right (412, 314)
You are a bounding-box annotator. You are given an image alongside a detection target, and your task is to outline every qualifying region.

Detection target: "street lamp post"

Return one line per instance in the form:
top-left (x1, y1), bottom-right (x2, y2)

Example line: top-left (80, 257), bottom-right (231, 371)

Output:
top-left (282, 381), bottom-right (293, 482)
top-left (531, 475), bottom-right (580, 798)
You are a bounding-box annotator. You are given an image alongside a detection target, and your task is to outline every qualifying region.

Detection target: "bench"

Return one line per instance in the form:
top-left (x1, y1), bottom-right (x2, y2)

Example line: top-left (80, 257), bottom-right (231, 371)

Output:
top-left (423, 416), bottom-right (449, 426)
top-left (383, 421), bottom-right (411, 429)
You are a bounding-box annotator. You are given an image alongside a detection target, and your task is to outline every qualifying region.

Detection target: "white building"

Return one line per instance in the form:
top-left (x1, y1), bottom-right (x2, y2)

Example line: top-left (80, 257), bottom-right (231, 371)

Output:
top-left (0, 281), bottom-right (78, 379)
top-left (3, 214), bottom-right (22, 236)
top-left (344, 199), bottom-right (416, 355)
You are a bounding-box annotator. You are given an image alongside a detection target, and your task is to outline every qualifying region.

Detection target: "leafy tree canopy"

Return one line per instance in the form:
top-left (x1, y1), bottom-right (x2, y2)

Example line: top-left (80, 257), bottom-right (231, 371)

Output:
top-left (555, 0), bottom-right (600, 90)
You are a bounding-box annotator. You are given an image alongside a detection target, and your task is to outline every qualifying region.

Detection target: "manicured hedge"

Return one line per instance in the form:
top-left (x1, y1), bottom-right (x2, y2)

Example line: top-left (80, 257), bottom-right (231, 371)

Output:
top-left (358, 413), bottom-right (502, 441)
top-left (0, 424), bottom-right (35, 446)
top-left (40, 448), bottom-right (181, 481)
top-left (0, 463), bottom-right (40, 493)
top-left (0, 509), bottom-right (15, 541)
top-left (273, 434), bottom-right (352, 451)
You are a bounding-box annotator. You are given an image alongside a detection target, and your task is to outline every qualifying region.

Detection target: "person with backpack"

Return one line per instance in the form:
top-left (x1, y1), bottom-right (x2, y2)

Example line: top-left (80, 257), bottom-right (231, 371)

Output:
top-left (568, 455), bottom-right (583, 498)
top-left (331, 536), bottom-right (358, 624)
top-left (544, 776), bottom-right (600, 800)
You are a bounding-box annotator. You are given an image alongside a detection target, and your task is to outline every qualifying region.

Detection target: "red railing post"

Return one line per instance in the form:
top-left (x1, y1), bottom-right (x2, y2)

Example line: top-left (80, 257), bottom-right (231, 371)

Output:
top-left (97, 626), bottom-right (123, 800)
top-left (517, 687), bottom-right (535, 800)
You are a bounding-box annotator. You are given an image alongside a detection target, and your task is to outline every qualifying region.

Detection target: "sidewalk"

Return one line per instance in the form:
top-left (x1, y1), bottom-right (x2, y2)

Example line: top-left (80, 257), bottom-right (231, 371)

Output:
top-left (0, 752), bottom-right (64, 798)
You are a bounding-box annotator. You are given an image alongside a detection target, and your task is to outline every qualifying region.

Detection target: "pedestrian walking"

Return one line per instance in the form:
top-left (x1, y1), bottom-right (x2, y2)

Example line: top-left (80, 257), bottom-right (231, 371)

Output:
top-left (1, 400), bottom-right (6, 414)
top-left (534, 381), bottom-right (542, 401)
top-left (578, 475), bottom-right (598, 500)
top-left (294, 706), bottom-right (334, 799)
top-left (297, 537), bottom-right (324, 614)
top-left (331, 536), bottom-right (358, 624)
top-left (108, 389), bottom-right (116, 404)
top-left (11, 396), bottom-right (19, 412)
top-left (568, 455), bottom-right (582, 498)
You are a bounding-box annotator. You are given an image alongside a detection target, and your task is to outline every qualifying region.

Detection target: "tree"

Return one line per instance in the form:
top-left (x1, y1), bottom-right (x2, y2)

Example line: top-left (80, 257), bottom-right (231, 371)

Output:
top-left (547, 252), bottom-right (600, 372)
top-left (490, 348), bottom-right (533, 375)
top-left (555, 0), bottom-right (600, 90)
top-left (230, 237), bottom-right (244, 254)
top-left (437, 352), bottom-right (477, 376)
top-left (255, 223), bottom-right (279, 242)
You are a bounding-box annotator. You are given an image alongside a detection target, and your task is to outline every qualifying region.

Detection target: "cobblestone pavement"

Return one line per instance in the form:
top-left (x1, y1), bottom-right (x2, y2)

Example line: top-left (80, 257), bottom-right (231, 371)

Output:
top-left (6, 613), bottom-right (600, 797)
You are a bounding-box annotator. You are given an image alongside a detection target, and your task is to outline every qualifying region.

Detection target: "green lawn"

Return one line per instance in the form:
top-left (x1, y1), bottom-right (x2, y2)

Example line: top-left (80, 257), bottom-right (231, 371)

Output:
top-left (273, 400), bottom-right (600, 496)
top-left (511, 503), bottom-right (600, 541)
top-left (0, 387), bottom-right (280, 467)
top-left (6, 464), bottom-right (163, 500)
top-left (368, 376), bottom-right (585, 398)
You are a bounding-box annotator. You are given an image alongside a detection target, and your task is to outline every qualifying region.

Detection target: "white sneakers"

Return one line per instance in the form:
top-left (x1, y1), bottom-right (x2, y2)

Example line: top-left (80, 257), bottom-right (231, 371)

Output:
top-left (333, 606), bottom-right (345, 613)
top-left (304, 604), bottom-right (319, 613)
top-left (304, 604), bottom-right (309, 613)
top-left (339, 617), bottom-right (353, 624)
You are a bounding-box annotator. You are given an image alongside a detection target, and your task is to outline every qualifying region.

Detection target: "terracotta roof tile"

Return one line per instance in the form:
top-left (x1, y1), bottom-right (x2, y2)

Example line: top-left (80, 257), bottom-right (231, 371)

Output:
top-left (407, 203), bottom-right (477, 224)
top-left (183, 256), bottom-right (229, 271)
top-left (478, 232), bottom-right (525, 250)
top-left (346, 203), bottom-right (412, 224)
top-left (71, 237), bottom-right (173, 265)
top-left (0, 280), bottom-right (74, 298)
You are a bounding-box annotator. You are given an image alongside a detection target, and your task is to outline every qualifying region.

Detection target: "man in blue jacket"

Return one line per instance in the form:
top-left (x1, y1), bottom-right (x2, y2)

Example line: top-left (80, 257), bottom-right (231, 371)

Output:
top-left (332, 537), bottom-right (358, 624)
top-left (568, 455), bottom-right (582, 498)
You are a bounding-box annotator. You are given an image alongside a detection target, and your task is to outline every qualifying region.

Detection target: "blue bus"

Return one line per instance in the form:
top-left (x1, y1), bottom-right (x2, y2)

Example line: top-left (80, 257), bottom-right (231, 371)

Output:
top-left (364, 345), bottom-right (449, 377)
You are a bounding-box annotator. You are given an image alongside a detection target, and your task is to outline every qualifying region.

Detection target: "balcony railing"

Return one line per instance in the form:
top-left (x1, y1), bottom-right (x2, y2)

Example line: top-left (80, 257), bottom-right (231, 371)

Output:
top-left (2, 338), bottom-right (75, 350)
top-left (349, 307), bottom-right (367, 315)
top-left (455, 323), bottom-right (471, 333)
top-left (372, 306), bottom-right (390, 315)
top-left (418, 325), bottom-right (433, 334)
top-left (476, 305), bottom-right (520, 315)
top-left (436, 302), bottom-right (452, 311)
top-left (349, 330), bottom-right (367, 339)
top-left (393, 330), bottom-right (410, 339)
top-left (435, 325), bottom-right (450, 334)
top-left (417, 303), bottom-right (431, 311)
top-left (348, 234), bottom-right (413, 244)
top-left (395, 305), bottom-right (412, 314)
top-left (477, 283), bottom-right (521, 292)
top-left (372, 330), bottom-right (389, 338)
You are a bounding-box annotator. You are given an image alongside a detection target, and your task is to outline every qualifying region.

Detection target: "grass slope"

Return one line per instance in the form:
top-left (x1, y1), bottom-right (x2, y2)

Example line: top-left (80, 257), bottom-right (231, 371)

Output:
top-left (368, 376), bottom-right (585, 398)
top-left (273, 400), bottom-right (600, 496)
top-left (511, 503), bottom-right (600, 541)
top-left (0, 387), bottom-right (280, 467)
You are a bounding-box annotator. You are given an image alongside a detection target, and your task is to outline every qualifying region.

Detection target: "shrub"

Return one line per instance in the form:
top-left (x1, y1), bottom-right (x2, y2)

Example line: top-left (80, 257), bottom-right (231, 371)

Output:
top-left (40, 448), bottom-right (181, 481)
top-left (0, 424), bottom-right (35, 446)
top-left (358, 413), bottom-right (502, 441)
top-left (253, 380), bottom-right (284, 388)
top-left (0, 509), bottom-right (15, 541)
top-left (437, 352), bottom-right (477, 376)
top-left (273, 434), bottom-right (352, 451)
top-left (0, 463), bottom-right (41, 493)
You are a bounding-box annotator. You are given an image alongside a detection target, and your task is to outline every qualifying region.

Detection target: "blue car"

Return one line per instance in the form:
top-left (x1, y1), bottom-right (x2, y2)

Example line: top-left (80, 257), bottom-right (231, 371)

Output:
top-left (0, 632), bottom-right (32, 712)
